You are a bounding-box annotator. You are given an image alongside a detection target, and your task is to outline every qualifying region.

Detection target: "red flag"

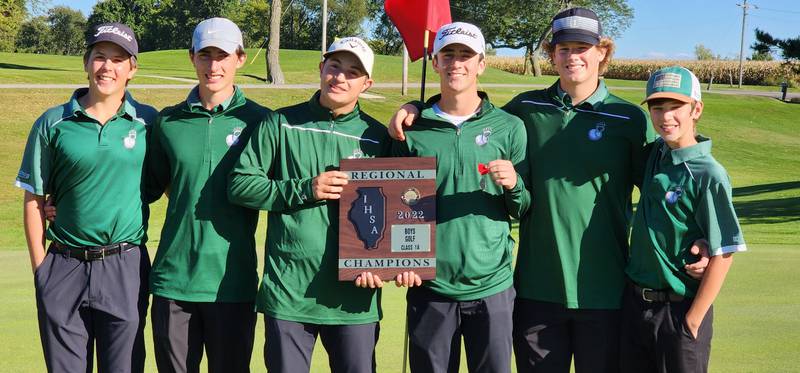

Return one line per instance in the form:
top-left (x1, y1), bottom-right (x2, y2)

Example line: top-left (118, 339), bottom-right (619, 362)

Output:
top-left (385, 0), bottom-right (452, 61)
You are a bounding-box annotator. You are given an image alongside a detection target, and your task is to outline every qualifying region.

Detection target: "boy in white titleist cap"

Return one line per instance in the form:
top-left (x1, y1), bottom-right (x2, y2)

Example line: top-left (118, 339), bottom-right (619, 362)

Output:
top-left (392, 22), bottom-right (530, 373)
top-left (620, 66), bottom-right (746, 373)
top-left (229, 37), bottom-right (390, 373)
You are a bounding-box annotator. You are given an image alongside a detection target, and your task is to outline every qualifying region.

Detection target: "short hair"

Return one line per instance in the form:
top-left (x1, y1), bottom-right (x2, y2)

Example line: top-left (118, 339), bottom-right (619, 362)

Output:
top-left (83, 45), bottom-right (138, 86)
top-left (543, 37), bottom-right (615, 76)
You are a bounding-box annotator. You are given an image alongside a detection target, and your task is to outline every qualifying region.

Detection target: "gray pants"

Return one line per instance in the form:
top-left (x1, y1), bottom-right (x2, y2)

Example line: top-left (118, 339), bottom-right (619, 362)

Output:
top-left (151, 296), bottom-right (257, 373)
top-left (34, 244), bottom-right (150, 373)
top-left (407, 286), bottom-right (515, 373)
top-left (264, 316), bottom-right (379, 373)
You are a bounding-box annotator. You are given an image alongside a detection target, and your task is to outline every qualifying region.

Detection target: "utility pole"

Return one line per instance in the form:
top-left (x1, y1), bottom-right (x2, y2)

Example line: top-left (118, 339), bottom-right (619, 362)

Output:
top-left (321, 0), bottom-right (328, 58)
top-left (736, 0), bottom-right (757, 88)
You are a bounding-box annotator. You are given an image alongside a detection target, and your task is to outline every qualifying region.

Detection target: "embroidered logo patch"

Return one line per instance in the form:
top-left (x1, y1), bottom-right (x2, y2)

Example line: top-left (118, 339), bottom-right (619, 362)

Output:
top-left (665, 186), bottom-right (683, 204)
top-left (475, 127), bottom-right (492, 146)
top-left (653, 72), bottom-right (682, 89)
top-left (588, 122), bottom-right (606, 141)
top-left (226, 127), bottom-right (243, 147)
top-left (347, 148), bottom-right (364, 159)
top-left (123, 129), bottom-right (136, 149)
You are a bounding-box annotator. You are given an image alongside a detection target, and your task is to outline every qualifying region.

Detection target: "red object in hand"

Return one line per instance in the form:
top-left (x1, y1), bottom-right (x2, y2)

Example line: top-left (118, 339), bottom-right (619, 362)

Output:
top-left (478, 163), bottom-right (489, 175)
top-left (384, 0), bottom-right (452, 61)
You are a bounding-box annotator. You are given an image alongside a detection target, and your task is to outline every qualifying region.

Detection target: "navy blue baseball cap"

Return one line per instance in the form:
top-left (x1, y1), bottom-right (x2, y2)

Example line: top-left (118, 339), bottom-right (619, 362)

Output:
top-left (87, 22), bottom-right (138, 57)
top-left (550, 8), bottom-right (602, 46)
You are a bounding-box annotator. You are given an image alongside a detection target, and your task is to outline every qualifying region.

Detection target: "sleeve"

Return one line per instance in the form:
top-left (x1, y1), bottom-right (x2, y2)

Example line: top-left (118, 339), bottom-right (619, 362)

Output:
top-left (631, 108), bottom-right (657, 188)
top-left (390, 137), bottom-right (413, 157)
top-left (15, 117), bottom-right (51, 196)
top-left (695, 174), bottom-right (747, 256)
top-left (503, 117), bottom-right (531, 219)
top-left (142, 115), bottom-right (170, 203)
top-left (227, 112), bottom-right (317, 211)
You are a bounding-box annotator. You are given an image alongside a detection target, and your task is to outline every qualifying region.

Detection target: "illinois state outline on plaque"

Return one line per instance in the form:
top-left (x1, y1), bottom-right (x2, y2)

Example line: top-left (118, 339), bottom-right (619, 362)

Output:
top-left (348, 187), bottom-right (386, 250)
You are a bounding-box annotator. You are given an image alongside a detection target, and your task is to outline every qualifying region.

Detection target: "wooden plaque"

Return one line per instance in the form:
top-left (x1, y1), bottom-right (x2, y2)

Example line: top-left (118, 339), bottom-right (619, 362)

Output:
top-left (338, 157), bottom-right (437, 281)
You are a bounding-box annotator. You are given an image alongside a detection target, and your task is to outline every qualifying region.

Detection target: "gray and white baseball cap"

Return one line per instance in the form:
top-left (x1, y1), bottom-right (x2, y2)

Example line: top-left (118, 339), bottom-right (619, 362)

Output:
top-left (191, 17), bottom-right (244, 54)
top-left (432, 22), bottom-right (485, 57)
top-left (324, 37), bottom-right (375, 77)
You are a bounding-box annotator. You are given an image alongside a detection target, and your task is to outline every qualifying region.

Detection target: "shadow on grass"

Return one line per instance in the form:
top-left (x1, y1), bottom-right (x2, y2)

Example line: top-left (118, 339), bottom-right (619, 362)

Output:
top-left (733, 181), bottom-right (800, 197)
top-left (243, 74), bottom-right (267, 83)
top-left (735, 197), bottom-right (800, 224)
top-left (0, 63), bottom-right (66, 71)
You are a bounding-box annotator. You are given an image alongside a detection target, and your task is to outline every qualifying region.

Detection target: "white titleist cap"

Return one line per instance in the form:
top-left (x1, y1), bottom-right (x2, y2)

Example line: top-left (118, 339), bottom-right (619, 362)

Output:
top-left (433, 22), bottom-right (485, 56)
top-left (324, 37), bottom-right (375, 77)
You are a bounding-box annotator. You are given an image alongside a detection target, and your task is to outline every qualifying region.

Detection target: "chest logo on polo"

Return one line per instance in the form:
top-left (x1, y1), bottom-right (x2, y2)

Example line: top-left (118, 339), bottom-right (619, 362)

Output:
top-left (349, 187), bottom-right (386, 250)
top-left (665, 186), bottom-right (683, 204)
top-left (123, 130), bottom-right (137, 149)
top-left (226, 127), bottom-right (243, 147)
top-left (588, 122), bottom-right (606, 141)
top-left (347, 148), bottom-right (364, 159)
top-left (475, 127), bottom-right (492, 146)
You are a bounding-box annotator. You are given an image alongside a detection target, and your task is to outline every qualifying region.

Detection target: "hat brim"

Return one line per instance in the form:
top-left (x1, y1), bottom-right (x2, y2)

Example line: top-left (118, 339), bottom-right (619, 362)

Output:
top-left (551, 32), bottom-right (600, 46)
top-left (194, 39), bottom-right (240, 55)
top-left (641, 92), bottom-right (694, 105)
top-left (89, 40), bottom-right (138, 58)
top-left (323, 50), bottom-right (371, 77)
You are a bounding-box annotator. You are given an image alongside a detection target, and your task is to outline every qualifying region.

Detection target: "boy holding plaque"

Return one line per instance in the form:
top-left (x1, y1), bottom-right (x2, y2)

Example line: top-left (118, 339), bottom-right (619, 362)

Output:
top-left (391, 22), bottom-right (530, 373)
top-left (228, 37), bottom-right (390, 373)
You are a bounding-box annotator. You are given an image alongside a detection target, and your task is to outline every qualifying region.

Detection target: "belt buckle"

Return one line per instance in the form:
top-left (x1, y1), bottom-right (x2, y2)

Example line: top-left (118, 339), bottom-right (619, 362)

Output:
top-left (641, 287), bottom-right (654, 303)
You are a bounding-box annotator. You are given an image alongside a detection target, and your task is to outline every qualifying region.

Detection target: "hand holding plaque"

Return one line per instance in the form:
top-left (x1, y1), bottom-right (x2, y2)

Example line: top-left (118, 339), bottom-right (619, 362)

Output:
top-left (338, 157), bottom-right (437, 281)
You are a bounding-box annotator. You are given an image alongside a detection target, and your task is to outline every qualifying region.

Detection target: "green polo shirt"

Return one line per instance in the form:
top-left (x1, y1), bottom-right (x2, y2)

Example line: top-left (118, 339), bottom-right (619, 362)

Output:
top-left (503, 80), bottom-right (657, 309)
top-left (147, 86), bottom-right (268, 302)
top-left (229, 92), bottom-right (390, 324)
top-left (627, 136), bottom-right (747, 297)
top-left (392, 93), bottom-right (530, 301)
top-left (16, 88), bottom-right (157, 247)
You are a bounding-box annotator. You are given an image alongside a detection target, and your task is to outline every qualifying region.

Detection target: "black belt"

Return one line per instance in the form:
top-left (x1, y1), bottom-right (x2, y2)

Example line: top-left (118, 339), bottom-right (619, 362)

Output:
top-left (632, 283), bottom-right (684, 303)
top-left (50, 242), bottom-right (135, 261)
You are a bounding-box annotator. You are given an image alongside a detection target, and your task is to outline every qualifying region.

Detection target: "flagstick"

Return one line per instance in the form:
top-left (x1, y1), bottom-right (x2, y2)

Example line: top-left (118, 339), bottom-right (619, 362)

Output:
top-left (402, 309), bottom-right (409, 373)
top-left (420, 31), bottom-right (429, 102)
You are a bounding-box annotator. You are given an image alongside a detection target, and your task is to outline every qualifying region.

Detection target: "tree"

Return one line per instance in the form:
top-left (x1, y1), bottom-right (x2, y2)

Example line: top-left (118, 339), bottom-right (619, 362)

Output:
top-left (226, 0), bottom-right (270, 49)
top-left (86, 0), bottom-right (159, 52)
top-left (448, 0), bottom-right (633, 76)
top-left (47, 6), bottom-right (86, 55)
top-left (694, 44), bottom-right (715, 61)
top-left (752, 28), bottom-right (800, 61)
top-left (267, 0), bottom-right (285, 84)
top-left (148, 0), bottom-right (236, 50)
top-left (15, 15), bottom-right (50, 53)
top-left (0, 0), bottom-right (26, 51)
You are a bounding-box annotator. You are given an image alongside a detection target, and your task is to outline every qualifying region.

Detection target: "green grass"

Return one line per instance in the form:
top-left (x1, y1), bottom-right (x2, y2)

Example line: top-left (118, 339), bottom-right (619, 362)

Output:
top-left (1, 60), bottom-right (799, 371)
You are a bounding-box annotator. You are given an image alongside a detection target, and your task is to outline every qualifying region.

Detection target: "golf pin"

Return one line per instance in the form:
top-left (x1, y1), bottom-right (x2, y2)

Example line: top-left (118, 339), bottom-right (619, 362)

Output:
top-left (478, 163), bottom-right (490, 191)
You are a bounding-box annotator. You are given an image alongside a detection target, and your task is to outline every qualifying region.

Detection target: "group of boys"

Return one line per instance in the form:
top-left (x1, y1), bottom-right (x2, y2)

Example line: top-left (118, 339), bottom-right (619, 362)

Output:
top-left (17, 6), bottom-right (745, 373)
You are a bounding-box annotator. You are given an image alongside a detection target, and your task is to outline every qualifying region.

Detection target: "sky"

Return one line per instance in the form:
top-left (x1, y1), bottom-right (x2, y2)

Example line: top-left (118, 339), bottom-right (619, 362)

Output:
top-left (51, 0), bottom-right (800, 60)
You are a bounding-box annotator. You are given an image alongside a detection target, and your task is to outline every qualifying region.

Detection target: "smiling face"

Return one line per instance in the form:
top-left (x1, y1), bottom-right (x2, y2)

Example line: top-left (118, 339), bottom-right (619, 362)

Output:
top-left (432, 43), bottom-right (485, 94)
top-left (648, 98), bottom-right (703, 149)
top-left (84, 42), bottom-right (137, 97)
top-left (190, 46), bottom-right (245, 96)
top-left (552, 41), bottom-right (606, 89)
top-left (318, 51), bottom-right (373, 114)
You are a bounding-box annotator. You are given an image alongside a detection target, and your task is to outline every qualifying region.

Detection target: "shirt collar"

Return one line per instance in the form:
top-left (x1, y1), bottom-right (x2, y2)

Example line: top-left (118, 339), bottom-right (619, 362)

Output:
top-left (67, 88), bottom-right (136, 119)
top-left (660, 135), bottom-right (713, 165)
top-left (552, 80), bottom-right (608, 109)
top-left (422, 91), bottom-right (494, 121)
top-left (186, 86), bottom-right (238, 112)
top-left (308, 90), bottom-right (362, 122)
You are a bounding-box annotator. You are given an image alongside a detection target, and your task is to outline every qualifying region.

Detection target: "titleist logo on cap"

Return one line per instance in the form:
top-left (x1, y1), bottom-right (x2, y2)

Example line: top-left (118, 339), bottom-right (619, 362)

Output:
top-left (439, 27), bottom-right (478, 40)
top-left (94, 26), bottom-right (133, 42)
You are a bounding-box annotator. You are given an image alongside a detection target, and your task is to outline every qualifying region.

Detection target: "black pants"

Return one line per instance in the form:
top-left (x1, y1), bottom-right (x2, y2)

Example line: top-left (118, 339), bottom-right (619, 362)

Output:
top-left (264, 316), bottom-right (379, 373)
top-left (407, 286), bottom-right (515, 373)
top-left (34, 244), bottom-right (150, 373)
top-left (151, 296), bottom-right (256, 373)
top-left (512, 298), bottom-right (621, 373)
top-left (619, 283), bottom-right (713, 373)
